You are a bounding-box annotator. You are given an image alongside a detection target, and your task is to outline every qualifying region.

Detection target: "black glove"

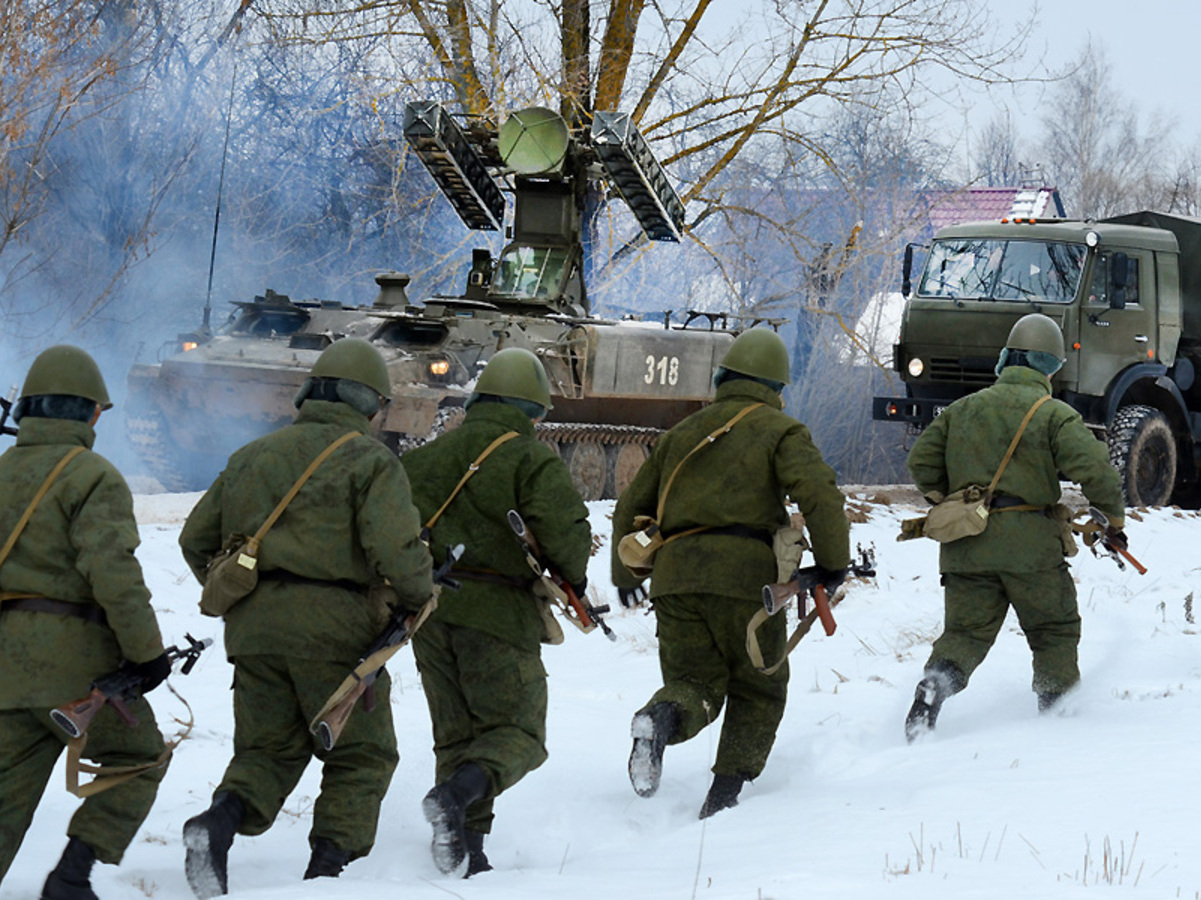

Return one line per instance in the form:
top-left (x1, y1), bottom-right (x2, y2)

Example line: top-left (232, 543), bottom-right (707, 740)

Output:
top-left (1105, 527), bottom-right (1129, 551)
top-left (815, 564), bottom-right (849, 594)
top-left (128, 652), bottom-right (172, 694)
top-left (570, 576), bottom-right (588, 598)
top-left (617, 584), bottom-right (649, 609)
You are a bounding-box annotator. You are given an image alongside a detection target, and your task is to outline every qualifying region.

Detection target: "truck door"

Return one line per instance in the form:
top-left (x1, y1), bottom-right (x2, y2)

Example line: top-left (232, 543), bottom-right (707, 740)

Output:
top-left (1077, 249), bottom-right (1156, 397)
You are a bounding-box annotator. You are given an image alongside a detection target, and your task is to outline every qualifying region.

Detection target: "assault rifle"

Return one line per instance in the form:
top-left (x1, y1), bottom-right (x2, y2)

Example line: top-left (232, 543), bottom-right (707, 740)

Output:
top-left (762, 544), bottom-right (879, 633)
top-left (1086, 507), bottom-right (1147, 574)
top-left (312, 545), bottom-right (464, 751)
top-left (508, 508), bottom-right (614, 640)
top-left (1, 387), bottom-right (17, 438)
top-left (50, 634), bottom-right (212, 739)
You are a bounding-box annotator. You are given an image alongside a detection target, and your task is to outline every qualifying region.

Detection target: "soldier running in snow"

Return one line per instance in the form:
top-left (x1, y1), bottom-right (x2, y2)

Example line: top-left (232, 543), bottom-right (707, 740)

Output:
top-left (178, 338), bottom-right (433, 896)
top-left (0, 346), bottom-right (173, 900)
top-left (401, 348), bottom-right (592, 878)
top-left (611, 328), bottom-right (850, 818)
top-left (904, 313), bottom-right (1126, 740)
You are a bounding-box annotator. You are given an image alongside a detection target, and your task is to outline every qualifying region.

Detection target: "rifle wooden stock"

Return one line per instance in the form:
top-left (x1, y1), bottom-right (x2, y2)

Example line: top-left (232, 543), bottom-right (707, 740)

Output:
top-left (315, 681), bottom-right (366, 752)
top-left (50, 687), bottom-right (138, 739)
top-left (761, 570), bottom-right (836, 636)
top-left (762, 581), bottom-right (797, 616)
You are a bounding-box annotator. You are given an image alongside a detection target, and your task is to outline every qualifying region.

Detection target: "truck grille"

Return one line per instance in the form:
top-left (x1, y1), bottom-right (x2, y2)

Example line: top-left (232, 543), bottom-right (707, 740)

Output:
top-left (928, 356), bottom-right (997, 386)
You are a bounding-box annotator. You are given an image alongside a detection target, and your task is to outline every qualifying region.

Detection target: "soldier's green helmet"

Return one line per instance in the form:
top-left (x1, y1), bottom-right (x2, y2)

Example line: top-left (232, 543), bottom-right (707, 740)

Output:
top-left (474, 347), bottom-right (553, 410)
top-left (1006, 313), bottom-right (1066, 360)
top-left (717, 328), bottom-right (792, 386)
top-left (20, 345), bottom-right (112, 409)
top-left (310, 338), bottom-right (392, 397)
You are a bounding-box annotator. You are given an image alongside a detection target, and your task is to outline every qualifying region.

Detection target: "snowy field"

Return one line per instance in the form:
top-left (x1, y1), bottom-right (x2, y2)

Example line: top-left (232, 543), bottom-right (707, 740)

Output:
top-left (4, 489), bottom-right (1201, 900)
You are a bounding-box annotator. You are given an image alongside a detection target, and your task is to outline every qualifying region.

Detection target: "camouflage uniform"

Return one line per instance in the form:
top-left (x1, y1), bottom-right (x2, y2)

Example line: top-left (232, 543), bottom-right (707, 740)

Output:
top-left (0, 416), bottom-right (166, 882)
top-left (612, 378), bottom-right (850, 780)
top-left (178, 399), bottom-right (432, 858)
top-left (907, 365), bottom-right (1125, 697)
top-left (401, 400), bottom-right (591, 835)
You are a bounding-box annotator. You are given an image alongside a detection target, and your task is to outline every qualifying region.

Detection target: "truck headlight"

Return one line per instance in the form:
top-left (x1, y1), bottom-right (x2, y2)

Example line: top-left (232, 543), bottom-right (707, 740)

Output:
top-left (428, 359), bottom-right (451, 377)
top-left (907, 357), bottom-right (925, 378)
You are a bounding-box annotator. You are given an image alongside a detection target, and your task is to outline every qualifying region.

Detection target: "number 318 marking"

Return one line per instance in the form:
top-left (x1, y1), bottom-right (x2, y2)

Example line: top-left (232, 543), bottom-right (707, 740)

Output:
top-left (644, 354), bottom-right (680, 386)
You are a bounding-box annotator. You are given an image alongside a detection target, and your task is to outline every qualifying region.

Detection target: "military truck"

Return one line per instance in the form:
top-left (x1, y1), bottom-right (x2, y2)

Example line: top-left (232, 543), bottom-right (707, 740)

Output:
top-left (127, 102), bottom-right (747, 498)
top-left (872, 210), bottom-right (1201, 508)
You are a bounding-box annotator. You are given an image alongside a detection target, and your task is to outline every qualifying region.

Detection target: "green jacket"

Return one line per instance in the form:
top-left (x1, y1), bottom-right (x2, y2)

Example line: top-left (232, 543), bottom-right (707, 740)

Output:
top-left (0, 418), bottom-right (164, 708)
top-left (611, 379), bottom-right (850, 599)
top-left (401, 401), bottom-right (592, 652)
top-left (907, 365), bottom-right (1125, 573)
top-left (179, 400), bottom-right (433, 661)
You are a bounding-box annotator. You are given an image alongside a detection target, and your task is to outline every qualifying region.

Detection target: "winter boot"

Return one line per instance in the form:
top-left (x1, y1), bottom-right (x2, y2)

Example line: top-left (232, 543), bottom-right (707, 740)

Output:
top-left (904, 662), bottom-right (965, 743)
top-left (465, 829), bottom-right (492, 877)
top-left (41, 837), bottom-right (98, 900)
top-left (1037, 691), bottom-right (1064, 714)
top-left (422, 763), bottom-right (489, 877)
top-left (698, 773), bottom-right (747, 820)
top-left (628, 701), bottom-right (680, 798)
top-left (183, 791), bottom-right (245, 899)
top-left (303, 837), bottom-right (351, 879)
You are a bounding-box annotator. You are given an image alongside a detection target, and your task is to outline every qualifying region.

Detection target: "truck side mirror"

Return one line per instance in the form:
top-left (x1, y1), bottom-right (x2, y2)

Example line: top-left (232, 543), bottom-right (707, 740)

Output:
top-left (902, 244), bottom-right (914, 297)
top-left (1109, 252), bottom-right (1129, 310)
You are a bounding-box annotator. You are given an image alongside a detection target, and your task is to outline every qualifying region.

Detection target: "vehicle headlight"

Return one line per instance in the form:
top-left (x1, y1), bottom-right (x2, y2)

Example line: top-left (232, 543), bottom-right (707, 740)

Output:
top-left (907, 357), bottom-right (925, 378)
top-left (428, 359), bottom-right (451, 377)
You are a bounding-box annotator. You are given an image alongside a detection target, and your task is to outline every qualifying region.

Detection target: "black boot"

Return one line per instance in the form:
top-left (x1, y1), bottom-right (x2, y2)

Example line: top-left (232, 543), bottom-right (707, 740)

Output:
top-left (41, 837), bottom-right (98, 900)
top-left (698, 773), bottom-right (747, 820)
top-left (183, 791), bottom-right (245, 899)
top-left (303, 837), bottom-right (351, 879)
top-left (1037, 691), bottom-right (1064, 713)
top-left (422, 763), bottom-right (489, 877)
top-left (465, 829), bottom-right (492, 877)
top-left (904, 662), bottom-right (965, 743)
top-left (628, 702), bottom-right (680, 798)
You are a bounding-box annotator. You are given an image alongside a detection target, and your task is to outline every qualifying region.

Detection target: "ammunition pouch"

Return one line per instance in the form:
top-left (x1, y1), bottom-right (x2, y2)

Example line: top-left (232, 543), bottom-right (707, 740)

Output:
top-left (919, 484), bottom-right (991, 543)
top-left (616, 516), bottom-right (665, 578)
top-left (199, 534), bottom-right (259, 618)
top-left (773, 524), bottom-right (810, 583)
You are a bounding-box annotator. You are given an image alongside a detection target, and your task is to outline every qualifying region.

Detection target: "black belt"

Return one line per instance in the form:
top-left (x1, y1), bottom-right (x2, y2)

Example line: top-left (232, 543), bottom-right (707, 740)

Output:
top-left (0, 595), bottom-right (108, 625)
top-left (665, 524), bottom-right (774, 546)
top-left (989, 495), bottom-right (1048, 513)
top-left (452, 568), bottom-right (532, 589)
top-left (259, 571), bottom-right (365, 593)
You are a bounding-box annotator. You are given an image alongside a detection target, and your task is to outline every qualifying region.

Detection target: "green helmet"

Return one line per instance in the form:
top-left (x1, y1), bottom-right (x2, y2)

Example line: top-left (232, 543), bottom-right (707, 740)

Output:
top-left (719, 329), bottom-right (792, 385)
top-left (1006, 314), bottom-right (1065, 360)
top-left (20, 345), bottom-right (112, 409)
top-left (475, 348), bottom-right (553, 409)
top-left (311, 338), bottom-right (391, 397)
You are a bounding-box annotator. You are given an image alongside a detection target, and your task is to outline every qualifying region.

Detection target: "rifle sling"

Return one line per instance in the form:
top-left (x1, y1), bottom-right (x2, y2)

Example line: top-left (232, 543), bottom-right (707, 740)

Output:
top-left (655, 403), bottom-right (764, 523)
top-left (746, 588), bottom-right (847, 676)
top-left (0, 446), bottom-right (86, 598)
top-left (422, 431), bottom-right (519, 535)
top-left (982, 394), bottom-right (1052, 501)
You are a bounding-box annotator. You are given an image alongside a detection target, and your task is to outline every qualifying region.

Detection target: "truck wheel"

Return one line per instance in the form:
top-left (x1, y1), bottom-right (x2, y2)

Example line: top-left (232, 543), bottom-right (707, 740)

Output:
top-left (564, 441), bottom-right (607, 501)
top-left (606, 442), bottom-right (649, 499)
top-left (1108, 405), bottom-right (1177, 507)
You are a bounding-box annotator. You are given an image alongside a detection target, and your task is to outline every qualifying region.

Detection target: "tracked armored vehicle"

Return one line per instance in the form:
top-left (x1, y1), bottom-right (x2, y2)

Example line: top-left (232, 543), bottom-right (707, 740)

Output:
top-left (127, 102), bottom-right (746, 498)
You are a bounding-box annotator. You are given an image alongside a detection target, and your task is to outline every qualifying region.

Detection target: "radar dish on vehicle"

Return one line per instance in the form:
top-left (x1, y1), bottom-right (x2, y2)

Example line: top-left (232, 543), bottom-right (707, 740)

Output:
top-left (499, 107), bottom-right (570, 175)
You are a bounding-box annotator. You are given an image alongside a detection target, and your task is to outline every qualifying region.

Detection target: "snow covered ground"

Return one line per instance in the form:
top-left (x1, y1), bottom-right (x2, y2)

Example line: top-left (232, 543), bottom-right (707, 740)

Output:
top-left (4, 489), bottom-right (1201, 900)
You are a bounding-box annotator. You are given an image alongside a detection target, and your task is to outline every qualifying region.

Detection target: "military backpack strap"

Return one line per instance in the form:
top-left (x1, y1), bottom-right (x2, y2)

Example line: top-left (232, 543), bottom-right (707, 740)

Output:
top-left (243, 430), bottom-right (361, 558)
top-left (422, 431), bottom-right (519, 534)
top-left (984, 394), bottom-right (1052, 504)
top-left (0, 446), bottom-right (86, 600)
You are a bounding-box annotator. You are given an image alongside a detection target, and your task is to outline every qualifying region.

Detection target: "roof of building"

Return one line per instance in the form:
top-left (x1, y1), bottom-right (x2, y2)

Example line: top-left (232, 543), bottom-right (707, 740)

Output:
top-left (925, 185), bottom-right (1065, 231)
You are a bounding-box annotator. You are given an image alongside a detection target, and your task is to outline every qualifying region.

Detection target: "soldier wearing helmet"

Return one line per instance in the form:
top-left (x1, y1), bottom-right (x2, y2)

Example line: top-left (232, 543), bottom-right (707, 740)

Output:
top-left (179, 337), bottom-right (433, 893)
top-left (0, 346), bottom-right (172, 899)
top-left (401, 347), bottom-right (591, 878)
top-left (611, 328), bottom-right (850, 819)
top-left (904, 313), bottom-right (1125, 741)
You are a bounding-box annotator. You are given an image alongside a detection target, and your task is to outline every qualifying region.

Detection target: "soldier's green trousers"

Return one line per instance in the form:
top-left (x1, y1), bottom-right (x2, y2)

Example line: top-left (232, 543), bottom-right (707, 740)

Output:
top-left (412, 620), bottom-right (548, 834)
top-left (0, 697), bottom-right (167, 883)
top-left (641, 593), bottom-right (789, 779)
top-left (928, 566), bottom-right (1081, 695)
top-left (216, 654), bottom-right (398, 859)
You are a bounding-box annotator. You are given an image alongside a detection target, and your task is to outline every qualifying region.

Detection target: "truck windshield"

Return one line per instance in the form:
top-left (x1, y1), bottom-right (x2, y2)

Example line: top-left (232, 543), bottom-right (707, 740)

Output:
top-left (919, 239), bottom-right (1086, 304)
top-left (492, 246), bottom-right (568, 301)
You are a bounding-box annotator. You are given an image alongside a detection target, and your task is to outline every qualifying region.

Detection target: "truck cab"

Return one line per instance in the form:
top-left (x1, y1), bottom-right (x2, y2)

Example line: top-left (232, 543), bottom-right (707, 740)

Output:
top-left (873, 212), bottom-right (1201, 507)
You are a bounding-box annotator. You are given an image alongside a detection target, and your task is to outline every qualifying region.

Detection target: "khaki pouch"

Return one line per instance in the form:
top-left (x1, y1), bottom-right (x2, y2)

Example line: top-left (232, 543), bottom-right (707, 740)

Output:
top-left (1051, 503), bottom-right (1080, 557)
top-left (773, 521), bottom-right (810, 582)
top-left (617, 515), bottom-right (663, 578)
top-left (199, 534), bottom-right (259, 617)
top-left (531, 579), bottom-right (566, 645)
top-left (920, 484), bottom-right (991, 543)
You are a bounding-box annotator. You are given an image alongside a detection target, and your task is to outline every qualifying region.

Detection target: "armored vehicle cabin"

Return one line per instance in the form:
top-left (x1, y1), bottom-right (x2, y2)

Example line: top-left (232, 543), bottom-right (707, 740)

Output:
top-left (874, 210), bottom-right (1201, 507)
top-left (127, 102), bottom-right (744, 498)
